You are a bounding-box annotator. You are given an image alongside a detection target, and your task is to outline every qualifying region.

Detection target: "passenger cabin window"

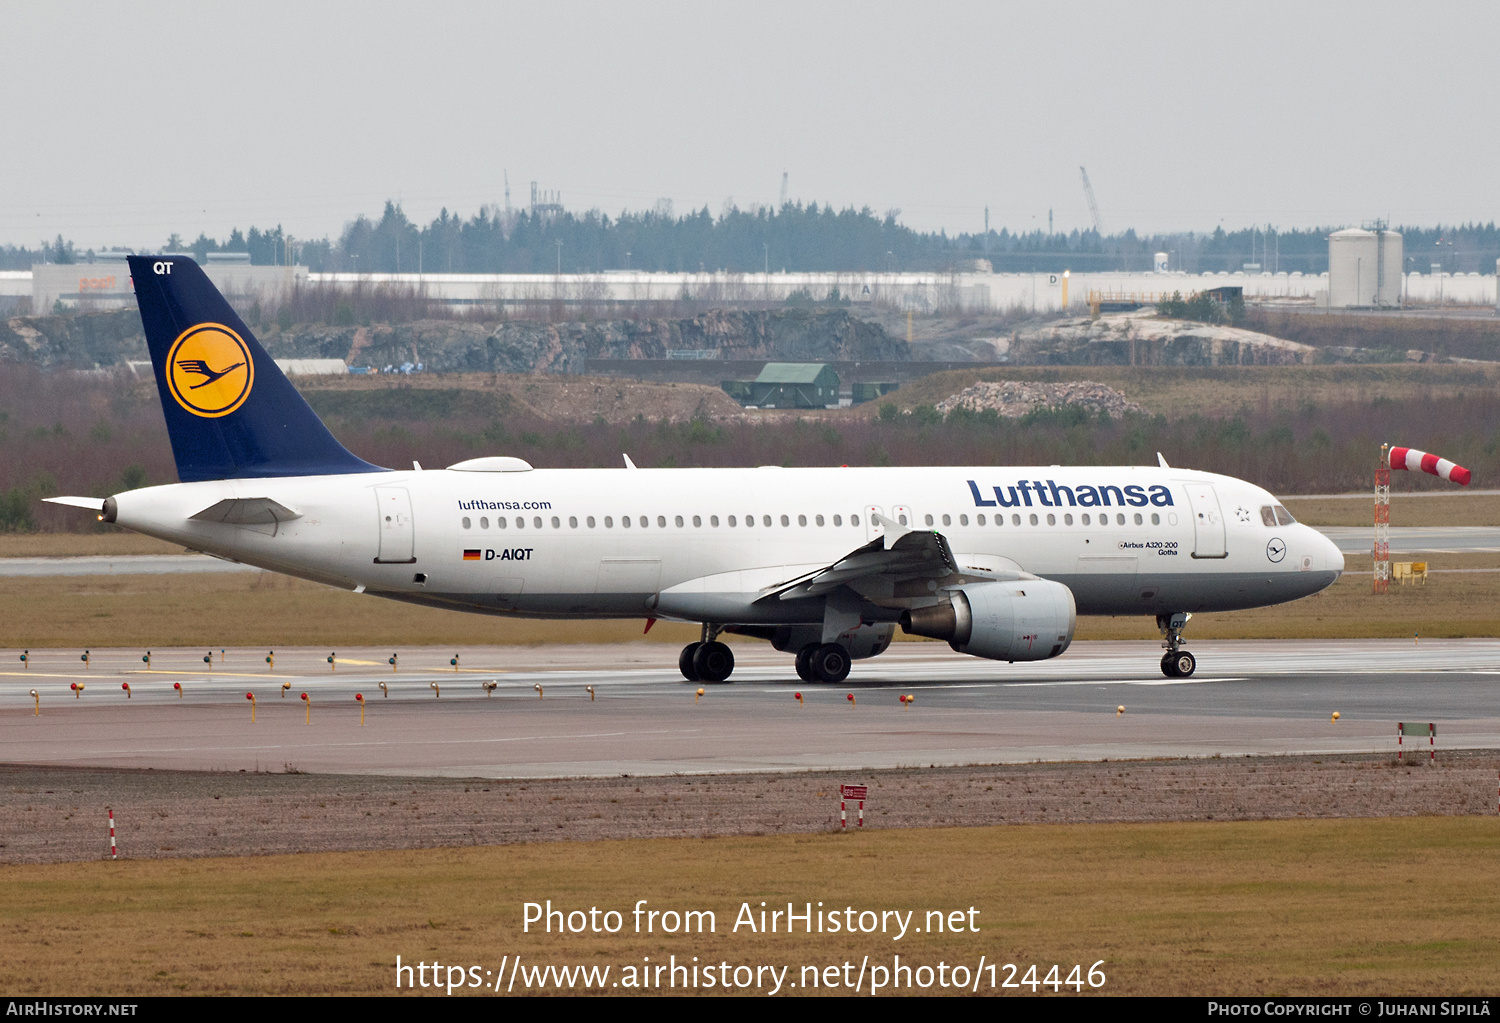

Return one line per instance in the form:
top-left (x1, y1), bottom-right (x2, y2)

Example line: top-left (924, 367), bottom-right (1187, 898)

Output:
top-left (728, 515), bottom-right (737, 526)
top-left (534, 516), bottom-right (543, 529)
top-left (832, 515), bottom-right (842, 526)
top-left (815, 515), bottom-right (825, 526)
top-left (462, 517), bottom-right (471, 529)
top-left (709, 515), bottom-right (718, 527)
top-left (604, 516), bottom-right (613, 528)
top-left (798, 514), bottom-right (807, 526)
top-left (480, 517), bottom-right (490, 529)
top-left (925, 514), bottom-right (934, 526)
top-left (587, 516), bottom-right (596, 528)
top-left (851, 514), bottom-right (860, 526)
top-left (976, 514), bottom-right (986, 526)
top-left (764, 515), bottom-right (773, 527)
top-left (569, 516), bottom-right (577, 528)
top-left (959, 514), bottom-right (969, 526)
top-left (675, 515), bottom-right (684, 527)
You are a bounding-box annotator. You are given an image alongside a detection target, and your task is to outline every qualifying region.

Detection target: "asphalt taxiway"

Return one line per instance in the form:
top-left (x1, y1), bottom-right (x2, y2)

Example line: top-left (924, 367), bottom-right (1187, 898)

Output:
top-left (4, 641), bottom-right (1498, 778)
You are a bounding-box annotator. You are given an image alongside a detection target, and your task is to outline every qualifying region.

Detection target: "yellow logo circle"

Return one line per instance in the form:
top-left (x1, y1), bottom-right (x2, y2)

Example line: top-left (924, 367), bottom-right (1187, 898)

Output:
top-left (165, 323), bottom-right (254, 418)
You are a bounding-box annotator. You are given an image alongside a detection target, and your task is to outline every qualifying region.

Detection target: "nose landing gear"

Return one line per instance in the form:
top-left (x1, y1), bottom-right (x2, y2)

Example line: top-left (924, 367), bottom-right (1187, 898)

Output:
top-left (1158, 612), bottom-right (1196, 678)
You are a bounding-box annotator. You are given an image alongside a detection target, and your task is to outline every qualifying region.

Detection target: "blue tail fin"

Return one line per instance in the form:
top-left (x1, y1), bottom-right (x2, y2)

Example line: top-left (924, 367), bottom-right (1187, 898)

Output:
top-left (128, 255), bottom-right (385, 482)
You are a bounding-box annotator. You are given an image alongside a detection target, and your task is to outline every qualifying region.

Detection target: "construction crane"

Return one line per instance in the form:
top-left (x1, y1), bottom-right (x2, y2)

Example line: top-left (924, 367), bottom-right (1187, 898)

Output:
top-left (1079, 166), bottom-right (1103, 236)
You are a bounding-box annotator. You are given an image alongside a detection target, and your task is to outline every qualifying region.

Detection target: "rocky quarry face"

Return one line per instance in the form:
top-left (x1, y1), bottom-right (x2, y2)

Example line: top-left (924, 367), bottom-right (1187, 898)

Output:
top-left (1006, 313), bottom-right (1317, 367)
top-left (0, 308), bottom-right (908, 373)
top-left (935, 380), bottom-right (1149, 419)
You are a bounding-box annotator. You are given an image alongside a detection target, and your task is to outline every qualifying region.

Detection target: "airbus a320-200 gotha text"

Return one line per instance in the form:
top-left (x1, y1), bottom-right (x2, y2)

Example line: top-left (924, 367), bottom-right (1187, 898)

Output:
top-left (47, 256), bottom-right (1344, 684)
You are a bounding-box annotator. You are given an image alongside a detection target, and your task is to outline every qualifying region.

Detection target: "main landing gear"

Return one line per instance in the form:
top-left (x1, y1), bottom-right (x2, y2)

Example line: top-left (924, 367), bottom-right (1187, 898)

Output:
top-left (679, 625), bottom-right (735, 683)
top-left (795, 643), bottom-right (851, 684)
top-left (1158, 612), bottom-right (1196, 678)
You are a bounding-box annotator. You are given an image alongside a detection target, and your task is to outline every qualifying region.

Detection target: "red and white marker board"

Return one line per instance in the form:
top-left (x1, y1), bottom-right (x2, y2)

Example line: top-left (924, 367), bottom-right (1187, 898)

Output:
top-left (839, 784), bottom-right (868, 828)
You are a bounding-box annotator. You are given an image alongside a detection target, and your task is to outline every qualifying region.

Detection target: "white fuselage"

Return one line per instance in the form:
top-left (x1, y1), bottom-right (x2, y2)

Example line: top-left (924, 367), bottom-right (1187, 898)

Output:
top-left (107, 463), bottom-right (1344, 626)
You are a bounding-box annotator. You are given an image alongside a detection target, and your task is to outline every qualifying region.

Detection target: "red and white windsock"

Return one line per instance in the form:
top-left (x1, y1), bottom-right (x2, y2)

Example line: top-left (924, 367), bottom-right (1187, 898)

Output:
top-left (1388, 446), bottom-right (1471, 486)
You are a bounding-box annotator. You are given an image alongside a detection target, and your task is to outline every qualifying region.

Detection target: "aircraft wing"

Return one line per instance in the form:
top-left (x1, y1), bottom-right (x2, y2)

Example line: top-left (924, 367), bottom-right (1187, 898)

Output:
top-left (760, 512), bottom-right (962, 601)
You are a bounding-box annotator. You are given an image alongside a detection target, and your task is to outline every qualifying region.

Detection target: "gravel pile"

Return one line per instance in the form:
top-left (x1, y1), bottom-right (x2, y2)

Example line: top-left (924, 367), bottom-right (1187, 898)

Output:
top-left (935, 380), bottom-right (1148, 419)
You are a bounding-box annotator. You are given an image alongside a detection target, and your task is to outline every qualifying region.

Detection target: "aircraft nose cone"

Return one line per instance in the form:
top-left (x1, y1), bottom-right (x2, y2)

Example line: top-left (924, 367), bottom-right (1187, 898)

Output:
top-left (1319, 529), bottom-right (1345, 575)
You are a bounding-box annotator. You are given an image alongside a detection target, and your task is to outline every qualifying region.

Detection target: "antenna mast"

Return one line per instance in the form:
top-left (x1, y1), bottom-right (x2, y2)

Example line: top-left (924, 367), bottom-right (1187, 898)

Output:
top-left (779, 171), bottom-right (788, 207)
top-left (1079, 166), bottom-right (1103, 235)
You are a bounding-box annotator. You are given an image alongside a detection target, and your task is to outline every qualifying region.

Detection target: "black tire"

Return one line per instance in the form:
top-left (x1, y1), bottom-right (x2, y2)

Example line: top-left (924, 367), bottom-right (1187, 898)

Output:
top-left (795, 644), bottom-right (817, 682)
top-left (679, 642), bottom-right (702, 681)
top-left (693, 641), bottom-right (735, 683)
top-left (810, 642), bottom-right (851, 684)
top-left (1171, 650), bottom-right (1196, 678)
top-left (1160, 652), bottom-right (1179, 678)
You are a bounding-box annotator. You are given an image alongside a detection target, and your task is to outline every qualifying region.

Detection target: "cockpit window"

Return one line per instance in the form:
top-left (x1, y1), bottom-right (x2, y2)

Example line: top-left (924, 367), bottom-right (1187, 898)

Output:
top-left (1260, 506), bottom-right (1277, 527)
top-left (1274, 505), bottom-right (1296, 526)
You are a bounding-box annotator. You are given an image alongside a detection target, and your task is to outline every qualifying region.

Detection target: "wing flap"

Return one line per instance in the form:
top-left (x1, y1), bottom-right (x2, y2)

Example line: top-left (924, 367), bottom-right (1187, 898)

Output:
top-left (766, 525), bottom-right (961, 601)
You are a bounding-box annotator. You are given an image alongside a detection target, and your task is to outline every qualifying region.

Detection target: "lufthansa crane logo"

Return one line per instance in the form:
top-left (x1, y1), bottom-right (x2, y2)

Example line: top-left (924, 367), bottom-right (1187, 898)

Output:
top-left (165, 323), bottom-right (254, 418)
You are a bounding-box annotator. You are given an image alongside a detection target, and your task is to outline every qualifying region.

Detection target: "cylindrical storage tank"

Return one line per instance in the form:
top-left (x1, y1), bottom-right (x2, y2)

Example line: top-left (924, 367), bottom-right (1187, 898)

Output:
top-left (1153, 251), bottom-right (1169, 272)
top-left (1328, 228), bottom-right (1377, 307)
top-left (1377, 229), bottom-right (1403, 306)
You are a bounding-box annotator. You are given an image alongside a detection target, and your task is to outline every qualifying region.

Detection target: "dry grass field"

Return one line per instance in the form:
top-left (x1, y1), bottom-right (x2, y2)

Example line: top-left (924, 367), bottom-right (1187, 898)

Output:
top-left (1281, 494), bottom-right (1500, 527)
top-left (1, 553), bottom-right (1496, 648)
top-left (2, 817), bottom-right (1496, 995)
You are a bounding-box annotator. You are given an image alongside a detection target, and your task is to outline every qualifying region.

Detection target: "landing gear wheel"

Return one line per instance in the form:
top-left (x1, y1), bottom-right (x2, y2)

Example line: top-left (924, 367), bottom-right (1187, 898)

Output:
top-left (809, 643), bottom-right (851, 684)
top-left (692, 641), bottom-right (735, 683)
top-left (794, 644), bottom-right (817, 682)
top-left (679, 642), bottom-right (702, 682)
top-left (1161, 650), bottom-right (1195, 678)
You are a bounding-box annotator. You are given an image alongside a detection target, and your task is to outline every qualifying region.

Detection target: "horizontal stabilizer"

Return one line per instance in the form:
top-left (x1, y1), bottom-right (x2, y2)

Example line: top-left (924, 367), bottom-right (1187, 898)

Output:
top-left (43, 496), bottom-right (106, 512)
top-left (189, 497), bottom-right (302, 526)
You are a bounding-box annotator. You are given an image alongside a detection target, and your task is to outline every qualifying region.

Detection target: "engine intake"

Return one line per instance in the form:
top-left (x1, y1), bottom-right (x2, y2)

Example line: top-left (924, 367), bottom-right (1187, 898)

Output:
top-left (900, 580), bottom-right (1075, 662)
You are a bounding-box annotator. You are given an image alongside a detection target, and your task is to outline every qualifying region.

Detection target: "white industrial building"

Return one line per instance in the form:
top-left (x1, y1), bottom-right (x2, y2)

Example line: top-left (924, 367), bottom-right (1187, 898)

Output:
top-left (2, 249), bottom-right (1495, 316)
top-left (20, 253), bottom-right (307, 315)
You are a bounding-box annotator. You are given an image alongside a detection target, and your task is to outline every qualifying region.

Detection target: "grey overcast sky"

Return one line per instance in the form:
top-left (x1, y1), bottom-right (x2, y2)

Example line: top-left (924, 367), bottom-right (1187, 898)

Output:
top-left (3, 0), bottom-right (1497, 249)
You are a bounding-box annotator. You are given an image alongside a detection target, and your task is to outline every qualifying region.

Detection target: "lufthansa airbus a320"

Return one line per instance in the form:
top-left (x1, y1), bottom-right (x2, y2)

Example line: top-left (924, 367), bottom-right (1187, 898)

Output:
top-left (47, 256), bottom-right (1344, 684)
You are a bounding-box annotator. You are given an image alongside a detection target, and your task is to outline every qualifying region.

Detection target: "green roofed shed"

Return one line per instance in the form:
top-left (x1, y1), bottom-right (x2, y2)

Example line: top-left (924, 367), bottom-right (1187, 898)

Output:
top-left (749, 363), bottom-right (841, 409)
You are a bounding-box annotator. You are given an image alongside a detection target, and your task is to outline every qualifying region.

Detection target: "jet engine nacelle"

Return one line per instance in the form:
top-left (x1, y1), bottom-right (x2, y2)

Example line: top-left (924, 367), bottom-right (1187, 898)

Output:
top-left (900, 579), bottom-right (1076, 662)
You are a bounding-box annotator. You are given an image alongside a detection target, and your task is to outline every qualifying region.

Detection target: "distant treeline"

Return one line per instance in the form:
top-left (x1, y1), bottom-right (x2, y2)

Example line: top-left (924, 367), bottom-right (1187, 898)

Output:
top-left (5, 367), bottom-right (1495, 533)
top-left (7, 205), bottom-right (1500, 276)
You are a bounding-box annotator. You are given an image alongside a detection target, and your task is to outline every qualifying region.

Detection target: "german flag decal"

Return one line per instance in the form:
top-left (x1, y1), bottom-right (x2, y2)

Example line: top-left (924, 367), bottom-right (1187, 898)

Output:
top-left (463, 549), bottom-right (481, 561)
